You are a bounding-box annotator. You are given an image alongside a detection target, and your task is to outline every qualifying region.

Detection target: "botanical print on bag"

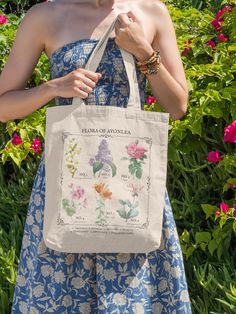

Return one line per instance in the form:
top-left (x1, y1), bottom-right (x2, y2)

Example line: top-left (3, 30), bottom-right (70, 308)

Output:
top-left (58, 133), bottom-right (152, 230)
top-left (89, 139), bottom-right (116, 178)
top-left (63, 136), bottom-right (82, 178)
top-left (121, 140), bottom-right (148, 179)
top-left (62, 183), bottom-right (87, 218)
top-left (116, 182), bottom-right (144, 222)
top-left (93, 183), bottom-right (112, 226)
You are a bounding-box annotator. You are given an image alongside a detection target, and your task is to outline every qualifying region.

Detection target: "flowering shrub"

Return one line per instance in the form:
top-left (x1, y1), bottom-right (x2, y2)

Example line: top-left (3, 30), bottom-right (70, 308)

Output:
top-left (0, 10), bottom-right (51, 167)
top-left (0, 2), bottom-right (235, 313)
top-left (144, 3), bottom-right (236, 312)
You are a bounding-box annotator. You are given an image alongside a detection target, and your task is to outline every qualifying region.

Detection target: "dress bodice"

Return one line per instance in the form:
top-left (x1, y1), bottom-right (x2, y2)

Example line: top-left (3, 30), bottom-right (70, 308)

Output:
top-left (49, 37), bottom-right (147, 109)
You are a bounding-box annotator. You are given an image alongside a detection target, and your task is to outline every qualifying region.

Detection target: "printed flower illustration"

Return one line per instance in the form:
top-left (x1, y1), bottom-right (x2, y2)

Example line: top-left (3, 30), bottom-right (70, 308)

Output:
top-left (116, 182), bottom-right (143, 222)
top-left (127, 181), bottom-right (144, 197)
top-left (122, 140), bottom-right (148, 179)
top-left (90, 139), bottom-right (116, 177)
top-left (62, 183), bottom-right (87, 217)
top-left (94, 183), bottom-right (112, 225)
top-left (64, 137), bottom-right (81, 178)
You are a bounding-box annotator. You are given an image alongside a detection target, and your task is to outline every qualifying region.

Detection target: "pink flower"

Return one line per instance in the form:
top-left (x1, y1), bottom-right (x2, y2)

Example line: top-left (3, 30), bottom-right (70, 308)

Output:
top-left (146, 96), bottom-right (156, 105)
top-left (224, 120), bottom-right (236, 143)
top-left (207, 40), bottom-right (216, 48)
top-left (207, 150), bottom-right (223, 162)
top-left (211, 19), bottom-right (222, 31)
top-left (215, 210), bottom-right (221, 216)
top-left (233, 204), bottom-right (236, 210)
top-left (220, 202), bottom-right (230, 213)
top-left (218, 33), bottom-right (229, 42)
top-left (0, 15), bottom-right (7, 25)
top-left (30, 137), bottom-right (42, 154)
top-left (182, 47), bottom-right (191, 55)
top-left (127, 142), bottom-right (147, 159)
top-left (219, 5), bottom-right (232, 17)
top-left (11, 133), bottom-right (23, 145)
top-left (71, 185), bottom-right (84, 201)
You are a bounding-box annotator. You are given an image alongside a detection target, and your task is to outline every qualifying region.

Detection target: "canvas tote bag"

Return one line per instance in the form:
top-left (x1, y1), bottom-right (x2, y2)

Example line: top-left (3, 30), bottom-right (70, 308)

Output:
top-left (43, 15), bottom-right (170, 253)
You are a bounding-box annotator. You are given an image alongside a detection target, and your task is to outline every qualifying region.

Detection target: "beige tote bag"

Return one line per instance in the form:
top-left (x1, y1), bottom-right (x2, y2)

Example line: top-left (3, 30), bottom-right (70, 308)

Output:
top-left (43, 15), bottom-right (170, 253)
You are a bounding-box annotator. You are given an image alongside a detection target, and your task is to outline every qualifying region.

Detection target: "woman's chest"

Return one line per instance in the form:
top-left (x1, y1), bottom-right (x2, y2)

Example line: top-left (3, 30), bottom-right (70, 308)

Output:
top-left (45, 0), bottom-right (158, 59)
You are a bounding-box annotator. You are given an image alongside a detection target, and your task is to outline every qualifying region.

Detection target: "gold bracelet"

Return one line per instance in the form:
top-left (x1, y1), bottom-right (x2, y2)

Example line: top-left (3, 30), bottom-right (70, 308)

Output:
top-left (136, 50), bottom-right (160, 65)
top-left (136, 50), bottom-right (161, 75)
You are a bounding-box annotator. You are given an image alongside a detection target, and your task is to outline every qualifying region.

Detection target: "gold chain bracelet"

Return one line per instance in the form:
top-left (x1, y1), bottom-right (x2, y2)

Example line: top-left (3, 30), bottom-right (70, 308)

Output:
top-left (135, 50), bottom-right (161, 75)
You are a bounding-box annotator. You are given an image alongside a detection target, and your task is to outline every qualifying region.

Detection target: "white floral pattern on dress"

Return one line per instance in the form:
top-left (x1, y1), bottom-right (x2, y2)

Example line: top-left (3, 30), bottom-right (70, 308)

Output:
top-left (11, 38), bottom-right (192, 313)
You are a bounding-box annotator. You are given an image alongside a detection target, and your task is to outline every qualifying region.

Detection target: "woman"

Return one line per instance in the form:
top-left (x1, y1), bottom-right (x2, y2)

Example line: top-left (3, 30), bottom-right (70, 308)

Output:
top-left (0, 0), bottom-right (192, 312)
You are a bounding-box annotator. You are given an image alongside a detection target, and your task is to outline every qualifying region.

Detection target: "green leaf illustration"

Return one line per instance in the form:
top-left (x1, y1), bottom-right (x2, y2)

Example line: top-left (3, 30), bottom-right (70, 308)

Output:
top-left (127, 209), bottom-right (139, 219)
top-left (65, 207), bottom-right (76, 217)
top-left (110, 162), bottom-right (117, 177)
top-left (117, 208), bottom-right (127, 219)
top-left (135, 167), bottom-right (142, 179)
top-left (93, 161), bottom-right (104, 175)
top-left (125, 199), bottom-right (132, 208)
top-left (62, 198), bottom-right (76, 217)
top-left (62, 198), bottom-right (70, 208)
top-left (119, 200), bottom-right (126, 205)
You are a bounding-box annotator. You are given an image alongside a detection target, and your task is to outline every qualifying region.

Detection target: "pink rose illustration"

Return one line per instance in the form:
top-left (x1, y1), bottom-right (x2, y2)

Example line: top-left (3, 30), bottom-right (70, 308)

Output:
top-left (127, 143), bottom-right (147, 159)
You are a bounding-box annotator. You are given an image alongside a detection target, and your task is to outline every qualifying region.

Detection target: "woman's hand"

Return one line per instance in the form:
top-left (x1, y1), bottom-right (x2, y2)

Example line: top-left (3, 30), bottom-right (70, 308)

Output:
top-left (114, 11), bottom-right (154, 62)
top-left (50, 68), bottom-right (102, 99)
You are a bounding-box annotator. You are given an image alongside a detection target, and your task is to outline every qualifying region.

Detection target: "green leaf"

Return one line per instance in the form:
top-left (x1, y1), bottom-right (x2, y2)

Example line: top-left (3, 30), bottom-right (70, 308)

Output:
top-left (195, 231), bottom-right (211, 244)
top-left (201, 204), bottom-right (218, 219)
top-left (180, 229), bottom-right (190, 244)
top-left (186, 246), bottom-right (195, 259)
top-left (233, 220), bottom-right (236, 234)
top-left (219, 217), bottom-right (227, 229)
top-left (208, 239), bottom-right (218, 255)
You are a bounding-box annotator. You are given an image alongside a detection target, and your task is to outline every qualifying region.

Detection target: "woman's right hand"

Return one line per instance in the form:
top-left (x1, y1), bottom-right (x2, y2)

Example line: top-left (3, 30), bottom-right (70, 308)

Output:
top-left (52, 68), bottom-right (102, 99)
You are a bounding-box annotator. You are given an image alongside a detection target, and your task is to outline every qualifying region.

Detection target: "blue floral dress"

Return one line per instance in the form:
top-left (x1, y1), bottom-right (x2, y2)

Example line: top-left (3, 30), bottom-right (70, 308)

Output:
top-left (11, 37), bottom-right (192, 313)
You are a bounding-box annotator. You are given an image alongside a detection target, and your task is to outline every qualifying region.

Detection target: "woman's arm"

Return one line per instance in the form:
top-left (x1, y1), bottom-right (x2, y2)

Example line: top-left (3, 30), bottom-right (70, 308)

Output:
top-left (115, 1), bottom-right (189, 121)
top-left (0, 4), bottom-right (56, 123)
top-left (0, 3), bottom-right (102, 123)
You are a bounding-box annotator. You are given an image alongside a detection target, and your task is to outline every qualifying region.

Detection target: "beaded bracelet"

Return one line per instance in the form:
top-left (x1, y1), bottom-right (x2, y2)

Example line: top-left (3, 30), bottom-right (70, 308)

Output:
top-left (136, 50), bottom-right (161, 75)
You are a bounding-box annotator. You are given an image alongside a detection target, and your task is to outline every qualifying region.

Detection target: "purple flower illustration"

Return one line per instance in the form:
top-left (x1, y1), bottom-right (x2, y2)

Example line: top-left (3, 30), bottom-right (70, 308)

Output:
top-left (91, 139), bottom-right (116, 177)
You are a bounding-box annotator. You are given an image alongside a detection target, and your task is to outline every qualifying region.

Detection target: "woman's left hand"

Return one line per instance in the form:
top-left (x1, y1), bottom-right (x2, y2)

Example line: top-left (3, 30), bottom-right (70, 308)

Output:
top-left (114, 11), bottom-right (154, 62)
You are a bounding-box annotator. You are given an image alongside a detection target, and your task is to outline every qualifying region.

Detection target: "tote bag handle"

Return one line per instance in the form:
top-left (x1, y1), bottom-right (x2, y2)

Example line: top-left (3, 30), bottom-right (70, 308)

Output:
top-left (71, 15), bottom-right (141, 110)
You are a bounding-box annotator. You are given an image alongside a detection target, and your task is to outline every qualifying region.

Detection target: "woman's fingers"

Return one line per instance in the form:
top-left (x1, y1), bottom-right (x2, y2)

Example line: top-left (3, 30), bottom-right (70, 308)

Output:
top-left (76, 68), bottom-right (102, 82)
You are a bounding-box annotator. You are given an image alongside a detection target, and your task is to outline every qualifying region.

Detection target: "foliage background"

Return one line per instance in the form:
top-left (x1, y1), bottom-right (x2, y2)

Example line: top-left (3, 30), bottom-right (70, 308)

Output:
top-left (0, 0), bottom-right (236, 313)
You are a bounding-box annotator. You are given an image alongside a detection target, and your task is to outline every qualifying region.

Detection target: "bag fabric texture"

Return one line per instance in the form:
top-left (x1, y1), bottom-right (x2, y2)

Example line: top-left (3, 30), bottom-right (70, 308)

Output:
top-left (43, 15), bottom-right (170, 253)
